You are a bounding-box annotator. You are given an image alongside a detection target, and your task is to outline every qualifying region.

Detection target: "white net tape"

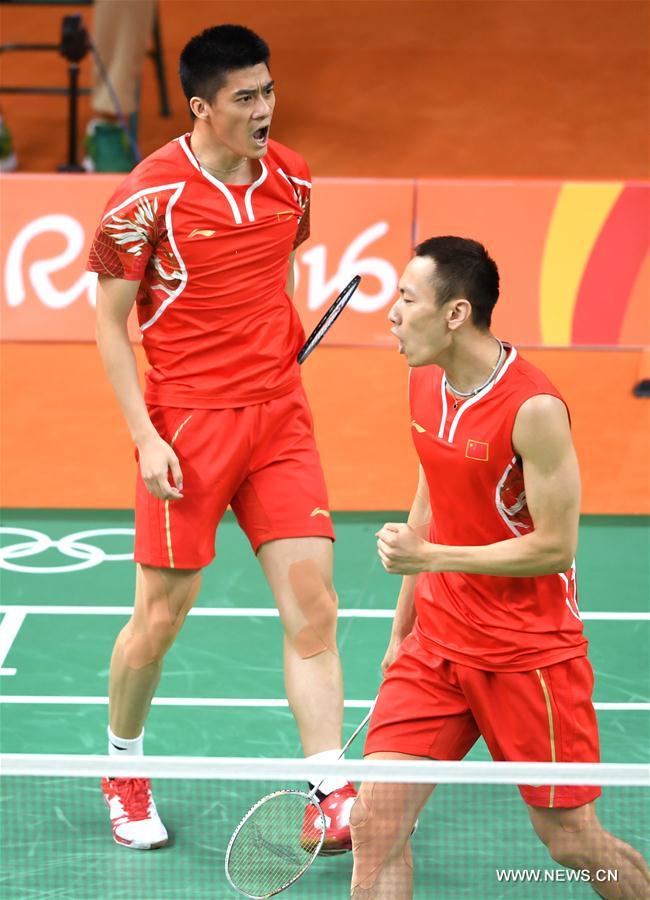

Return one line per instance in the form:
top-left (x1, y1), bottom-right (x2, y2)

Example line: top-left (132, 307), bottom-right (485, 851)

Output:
top-left (1, 754), bottom-right (648, 786)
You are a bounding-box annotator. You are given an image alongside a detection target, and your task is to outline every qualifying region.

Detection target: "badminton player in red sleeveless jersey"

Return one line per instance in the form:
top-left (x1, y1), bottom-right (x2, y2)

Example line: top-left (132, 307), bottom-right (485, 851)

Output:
top-left (350, 238), bottom-right (649, 898)
top-left (88, 25), bottom-right (355, 852)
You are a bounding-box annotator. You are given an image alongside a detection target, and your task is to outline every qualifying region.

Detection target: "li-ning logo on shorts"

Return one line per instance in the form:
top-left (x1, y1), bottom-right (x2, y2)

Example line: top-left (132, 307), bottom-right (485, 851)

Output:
top-left (310, 508), bottom-right (330, 518)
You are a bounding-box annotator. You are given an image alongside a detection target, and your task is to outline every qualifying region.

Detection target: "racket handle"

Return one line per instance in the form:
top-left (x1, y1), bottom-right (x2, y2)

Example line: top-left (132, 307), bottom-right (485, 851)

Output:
top-left (338, 700), bottom-right (376, 759)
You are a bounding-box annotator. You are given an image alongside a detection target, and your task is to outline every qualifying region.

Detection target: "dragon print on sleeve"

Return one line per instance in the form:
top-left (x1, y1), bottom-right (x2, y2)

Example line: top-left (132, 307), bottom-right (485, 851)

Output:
top-left (89, 185), bottom-right (187, 329)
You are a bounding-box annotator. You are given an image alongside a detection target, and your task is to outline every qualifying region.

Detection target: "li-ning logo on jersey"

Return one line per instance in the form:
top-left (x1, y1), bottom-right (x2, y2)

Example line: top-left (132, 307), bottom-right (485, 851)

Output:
top-left (310, 508), bottom-right (330, 518)
top-left (411, 420), bottom-right (426, 434)
top-left (188, 228), bottom-right (216, 238)
top-left (465, 439), bottom-right (489, 461)
top-left (276, 210), bottom-right (296, 223)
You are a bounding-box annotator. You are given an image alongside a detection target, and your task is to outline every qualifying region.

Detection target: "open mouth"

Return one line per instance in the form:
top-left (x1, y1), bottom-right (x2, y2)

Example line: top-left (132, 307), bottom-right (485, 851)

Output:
top-left (252, 125), bottom-right (269, 145)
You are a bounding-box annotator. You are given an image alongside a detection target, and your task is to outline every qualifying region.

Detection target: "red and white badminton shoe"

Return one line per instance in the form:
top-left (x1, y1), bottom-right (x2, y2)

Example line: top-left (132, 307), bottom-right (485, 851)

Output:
top-left (301, 782), bottom-right (357, 855)
top-left (101, 777), bottom-right (168, 850)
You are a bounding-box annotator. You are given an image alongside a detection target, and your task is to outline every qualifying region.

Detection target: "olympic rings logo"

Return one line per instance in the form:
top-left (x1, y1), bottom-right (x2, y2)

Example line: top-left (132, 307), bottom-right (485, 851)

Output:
top-left (0, 527), bottom-right (134, 574)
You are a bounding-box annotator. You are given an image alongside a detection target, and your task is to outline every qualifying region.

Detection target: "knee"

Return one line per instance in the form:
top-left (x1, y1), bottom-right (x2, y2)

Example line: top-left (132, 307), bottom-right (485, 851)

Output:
top-left (350, 796), bottom-right (371, 834)
top-left (120, 595), bottom-right (188, 669)
top-left (350, 791), bottom-right (403, 852)
top-left (286, 559), bottom-right (338, 659)
top-left (545, 833), bottom-right (584, 870)
top-left (350, 788), bottom-right (413, 893)
top-left (121, 567), bottom-right (200, 668)
top-left (145, 612), bottom-right (180, 661)
top-left (542, 821), bottom-right (601, 871)
top-left (121, 614), bottom-right (178, 668)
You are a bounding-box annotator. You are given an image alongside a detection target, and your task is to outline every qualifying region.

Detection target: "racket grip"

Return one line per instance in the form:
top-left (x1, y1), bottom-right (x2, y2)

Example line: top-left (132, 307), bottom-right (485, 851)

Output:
top-left (338, 701), bottom-right (376, 758)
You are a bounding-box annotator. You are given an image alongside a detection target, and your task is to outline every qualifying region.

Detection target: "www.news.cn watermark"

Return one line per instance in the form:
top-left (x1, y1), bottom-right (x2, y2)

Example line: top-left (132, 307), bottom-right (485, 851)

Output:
top-left (496, 869), bottom-right (619, 884)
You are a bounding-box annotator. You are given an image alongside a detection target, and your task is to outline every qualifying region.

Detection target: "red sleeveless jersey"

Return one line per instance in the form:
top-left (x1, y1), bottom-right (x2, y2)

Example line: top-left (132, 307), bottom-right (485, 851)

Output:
top-left (409, 345), bottom-right (588, 672)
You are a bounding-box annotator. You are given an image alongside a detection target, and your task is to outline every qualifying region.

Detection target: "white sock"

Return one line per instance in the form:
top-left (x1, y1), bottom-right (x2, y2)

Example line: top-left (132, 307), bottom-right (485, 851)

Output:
top-left (306, 749), bottom-right (348, 796)
top-left (108, 726), bottom-right (144, 757)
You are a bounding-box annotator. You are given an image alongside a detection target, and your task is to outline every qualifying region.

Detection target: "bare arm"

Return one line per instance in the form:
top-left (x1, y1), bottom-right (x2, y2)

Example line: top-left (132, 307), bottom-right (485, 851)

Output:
top-left (377, 395), bottom-right (580, 577)
top-left (285, 252), bottom-right (296, 299)
top-left (380, 464), bottom-right (430, 671)
top-left (95, 275), bottom-right (183, 500)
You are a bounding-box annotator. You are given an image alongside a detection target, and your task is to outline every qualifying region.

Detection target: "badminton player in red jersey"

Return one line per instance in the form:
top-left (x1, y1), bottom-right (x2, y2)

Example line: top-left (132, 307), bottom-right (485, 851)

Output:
top-left (350, 238), bottom-right (650, 898)
top-left (88, 25), bottom-right (355, 852)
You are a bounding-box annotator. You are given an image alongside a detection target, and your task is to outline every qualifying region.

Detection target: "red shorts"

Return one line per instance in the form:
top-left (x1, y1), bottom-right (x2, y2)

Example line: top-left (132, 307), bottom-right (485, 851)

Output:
top-left (365, 631), bottom-right (601, 809)
top-left (134, 385), bottom-right (335, 568)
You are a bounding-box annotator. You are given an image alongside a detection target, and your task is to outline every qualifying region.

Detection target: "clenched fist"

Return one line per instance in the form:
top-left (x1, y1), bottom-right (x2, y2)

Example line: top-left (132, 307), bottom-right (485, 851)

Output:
top-left (376, 522), bottom-right (434, 574)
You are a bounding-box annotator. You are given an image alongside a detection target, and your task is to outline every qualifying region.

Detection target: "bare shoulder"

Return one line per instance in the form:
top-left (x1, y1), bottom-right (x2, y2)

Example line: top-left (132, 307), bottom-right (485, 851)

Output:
top-left (513, 394), bottom-right (573, 460)
top-left (516, 393), bottom-right (570, 427)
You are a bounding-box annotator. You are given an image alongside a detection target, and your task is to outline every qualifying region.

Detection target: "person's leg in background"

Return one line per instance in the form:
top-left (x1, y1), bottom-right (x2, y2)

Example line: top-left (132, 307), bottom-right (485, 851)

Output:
top-left (85, 0), bottom-right (155, 171)
top-left (0, 111), bottom-right (18, 171)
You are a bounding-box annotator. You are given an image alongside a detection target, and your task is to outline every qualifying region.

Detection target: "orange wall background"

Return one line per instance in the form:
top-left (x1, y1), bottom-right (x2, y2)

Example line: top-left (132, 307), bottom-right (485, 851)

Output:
top-left (1, 1), bottom-right (648, 180)
top-left (1, 1), bottom-right (648, 514)
top-left (1, 343), bottom-right (648, 514)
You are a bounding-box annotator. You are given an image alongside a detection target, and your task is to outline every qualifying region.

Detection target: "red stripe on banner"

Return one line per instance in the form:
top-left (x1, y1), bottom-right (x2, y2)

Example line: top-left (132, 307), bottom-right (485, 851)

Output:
top-left (572, 186), bottom-right (650, 345)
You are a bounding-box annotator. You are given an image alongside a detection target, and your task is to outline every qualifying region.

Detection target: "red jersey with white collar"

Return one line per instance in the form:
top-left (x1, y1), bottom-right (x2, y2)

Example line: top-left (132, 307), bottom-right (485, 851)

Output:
top-left (409, 345), bottom-right (588, 671)
top-left (88, 134), bottom-right (311, 408)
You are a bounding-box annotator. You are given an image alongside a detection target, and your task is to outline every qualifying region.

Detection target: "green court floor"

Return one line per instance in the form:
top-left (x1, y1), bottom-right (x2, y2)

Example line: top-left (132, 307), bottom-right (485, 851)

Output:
top-left (1, 510), bottom-right (648, 899)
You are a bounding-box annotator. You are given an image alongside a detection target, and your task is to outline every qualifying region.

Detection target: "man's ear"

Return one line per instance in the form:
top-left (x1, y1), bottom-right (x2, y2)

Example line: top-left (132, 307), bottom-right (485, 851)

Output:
top-left (189, 96), bottom-right (210, 119)
top-left (447, 298), bottom-right (472, 331)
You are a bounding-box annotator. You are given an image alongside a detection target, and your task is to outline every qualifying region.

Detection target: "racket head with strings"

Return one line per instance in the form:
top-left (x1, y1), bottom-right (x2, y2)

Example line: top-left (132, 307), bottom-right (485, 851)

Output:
top-left (297, 275), bottom-right (361, 364)
top-left (225, 789), bottom-right (326, 898)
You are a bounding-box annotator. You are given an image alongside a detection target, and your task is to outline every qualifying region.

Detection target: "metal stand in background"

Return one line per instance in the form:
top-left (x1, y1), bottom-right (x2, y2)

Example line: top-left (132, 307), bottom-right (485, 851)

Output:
top-left (0, 5), bottom-right (170, 171)
top-left (58, 15), bottom-right (88, 172)
top-left (633, 379), bottom-right (650, 398)
top-left (150, 6), bottom-right (171, 118)
top-left (0, 14), bottom-right (90, 171)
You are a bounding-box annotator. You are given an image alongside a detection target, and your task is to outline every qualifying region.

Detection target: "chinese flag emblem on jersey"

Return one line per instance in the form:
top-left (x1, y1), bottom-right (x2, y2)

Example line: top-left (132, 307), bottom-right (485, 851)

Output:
top-left (465, 439), bottom-right (489, 461)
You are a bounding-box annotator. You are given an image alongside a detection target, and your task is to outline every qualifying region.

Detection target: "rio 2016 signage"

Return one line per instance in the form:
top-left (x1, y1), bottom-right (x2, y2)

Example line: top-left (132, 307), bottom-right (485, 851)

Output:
top-left (1, 174), bottom-right (648, 348)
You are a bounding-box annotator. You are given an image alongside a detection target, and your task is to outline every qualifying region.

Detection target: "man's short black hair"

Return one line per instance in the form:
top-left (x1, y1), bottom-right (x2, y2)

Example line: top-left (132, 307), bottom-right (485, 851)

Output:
top-left (414, 236), bottom-right (500, 329)
top-left (179, 25), bottom-right (270, 108)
